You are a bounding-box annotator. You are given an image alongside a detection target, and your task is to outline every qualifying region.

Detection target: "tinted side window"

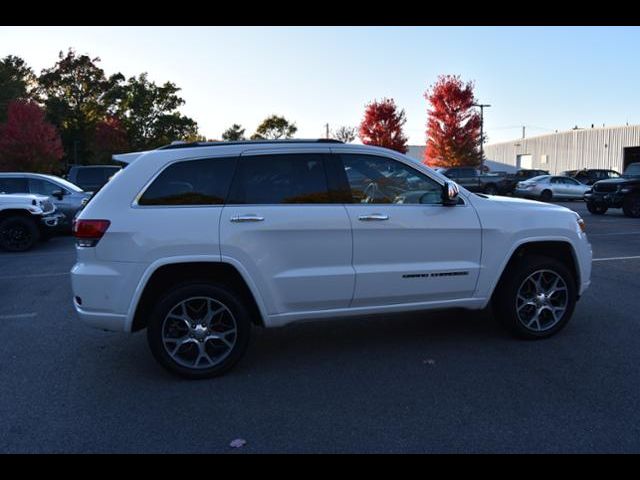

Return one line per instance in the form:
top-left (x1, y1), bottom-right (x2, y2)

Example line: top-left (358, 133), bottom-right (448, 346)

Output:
top-left (29, 179), bottom-right (65, 195)
top-left (76, 169), bottom-right (105, 185)
top-left (139, 158), bottom-right (237, 205)
top-left (0, 178), bottom-right (28, 193)
top-left (339, 154), bottom-right (443, 205)
top-left (228, 154), bottom-right (331, 204)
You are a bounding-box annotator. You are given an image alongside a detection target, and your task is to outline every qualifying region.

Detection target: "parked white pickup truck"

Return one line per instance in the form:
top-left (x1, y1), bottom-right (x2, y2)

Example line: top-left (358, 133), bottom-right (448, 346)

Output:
top-left (0, 193), bottom-right (61, 251)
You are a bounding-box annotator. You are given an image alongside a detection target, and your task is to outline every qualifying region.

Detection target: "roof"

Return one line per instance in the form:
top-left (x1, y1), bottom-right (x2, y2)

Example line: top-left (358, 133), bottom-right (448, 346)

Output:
top-left (157, 139), bottom-right (343, 150)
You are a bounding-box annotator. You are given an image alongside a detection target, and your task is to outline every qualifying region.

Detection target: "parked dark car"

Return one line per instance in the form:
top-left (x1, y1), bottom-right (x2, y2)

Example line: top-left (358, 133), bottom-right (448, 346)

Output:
top-left (501, 169), bottom-right (550, 194)
top-left (438, 167), bottom-right (510, 195)
top-left (584, 163), bottom-right (640, 217)
top-left (562, 169), bottom-right (621, 186)
top-left (66, 165), bottom-right (122, 193)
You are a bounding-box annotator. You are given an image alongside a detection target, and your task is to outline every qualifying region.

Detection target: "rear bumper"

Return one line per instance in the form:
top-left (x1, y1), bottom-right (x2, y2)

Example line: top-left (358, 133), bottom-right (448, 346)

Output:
top-left (514, 188), bottom-right (538, 199)
top-left (73, 300), bottom-right (128, 332)
top-left (71, 257), bottom-right (146, 332)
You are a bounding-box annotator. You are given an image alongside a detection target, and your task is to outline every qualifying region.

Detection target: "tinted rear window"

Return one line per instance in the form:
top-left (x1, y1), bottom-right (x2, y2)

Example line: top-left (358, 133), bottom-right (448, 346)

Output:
top-left (227, 153), bottom-right (331, 204)
top-left (139, 158), bottom-right (237, 205)
top-left (0, 177), bottom-right (28, 193)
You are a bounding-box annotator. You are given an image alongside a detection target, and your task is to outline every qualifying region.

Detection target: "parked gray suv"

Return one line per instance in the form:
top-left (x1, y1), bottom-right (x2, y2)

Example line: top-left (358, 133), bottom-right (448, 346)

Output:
top-left (0, 173), bottom-right (91, 231)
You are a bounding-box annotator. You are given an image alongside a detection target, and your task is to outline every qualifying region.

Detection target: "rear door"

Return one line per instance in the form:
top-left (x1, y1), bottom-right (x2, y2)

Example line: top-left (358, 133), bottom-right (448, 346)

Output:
top-left (550, 177), bottom-right (568, 197)
top-left (220, 149), bottom-right (354, 315)
top-left (563, 177), bottom-right (586, 198)
top-left (335, 152), bottom-right (482, 307)
top-left (0, 177), bottom-right (28, 194)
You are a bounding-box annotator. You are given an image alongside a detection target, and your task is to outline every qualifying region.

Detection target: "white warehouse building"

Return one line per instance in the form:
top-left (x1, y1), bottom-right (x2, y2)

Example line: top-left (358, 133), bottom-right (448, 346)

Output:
top-left (483, 124), bottom-right (640, 174)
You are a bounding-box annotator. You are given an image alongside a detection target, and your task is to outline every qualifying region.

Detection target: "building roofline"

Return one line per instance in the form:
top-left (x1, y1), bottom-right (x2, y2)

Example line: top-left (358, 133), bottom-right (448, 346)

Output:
top-left (485, 123), bottom-right (640, 148)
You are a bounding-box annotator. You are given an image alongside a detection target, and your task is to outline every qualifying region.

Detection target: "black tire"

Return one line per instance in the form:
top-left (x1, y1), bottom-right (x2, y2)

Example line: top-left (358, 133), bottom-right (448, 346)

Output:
top-left (540, 189), bottom-right (553, 202)
top-left (586, 202), bottom-right (608, 215)
top-left (484, 183), bottom-right (498, 196)
top-left (0, 215), bottom-right (40, 252)
top-left (493, 255), bottom-right (577, 339)
top-left (147, 282), bottom-right (251, 379)
top-left (622, 195), bottom-right (640, 218)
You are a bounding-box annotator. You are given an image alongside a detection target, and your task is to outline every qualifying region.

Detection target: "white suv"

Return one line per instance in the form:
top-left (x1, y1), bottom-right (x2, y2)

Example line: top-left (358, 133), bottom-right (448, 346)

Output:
top-left (71, 140), bottom-right (592, 378)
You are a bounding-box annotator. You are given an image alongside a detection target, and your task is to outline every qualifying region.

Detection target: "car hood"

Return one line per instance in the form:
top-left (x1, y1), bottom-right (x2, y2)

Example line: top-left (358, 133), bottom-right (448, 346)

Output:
top-left (479, 193), bottom-right (570, 211)
top-left (595, 177), bottom-right (640, 186)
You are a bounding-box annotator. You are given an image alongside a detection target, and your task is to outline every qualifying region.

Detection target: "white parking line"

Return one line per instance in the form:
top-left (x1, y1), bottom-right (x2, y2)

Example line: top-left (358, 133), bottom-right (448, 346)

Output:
top-left (1, 272), bottom-right (70, 280)
top-left (593, 256), bottom-right (640, 262)
top-left (0, 312), bottom-right (37, 320)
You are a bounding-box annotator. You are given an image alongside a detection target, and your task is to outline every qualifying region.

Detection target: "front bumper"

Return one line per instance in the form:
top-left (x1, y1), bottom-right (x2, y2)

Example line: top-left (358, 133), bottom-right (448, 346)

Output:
top-left (584, 191), bottom-right (624, 207)
top-left (40, 213), bottom-right (65, 228)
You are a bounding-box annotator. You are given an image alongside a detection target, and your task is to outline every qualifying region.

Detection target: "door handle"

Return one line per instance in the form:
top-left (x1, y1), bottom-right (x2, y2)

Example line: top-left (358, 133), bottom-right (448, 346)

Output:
top-left (230, 215), bottom-right (265, 223)
top-left (358, 214), bottom-right (389, 221)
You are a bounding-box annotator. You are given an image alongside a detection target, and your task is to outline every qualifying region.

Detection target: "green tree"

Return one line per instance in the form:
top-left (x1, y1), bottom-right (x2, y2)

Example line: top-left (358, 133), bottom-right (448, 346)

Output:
top-left (110, 73), bottom-right (199, 150)
top-left (0, 55), bottom-right (38, 122)
top-left (222, 123), bottom-right (246, 141)
top-left (251, 115), bottom-right (297, 140)
top-left (38, 49), bottom-right (123, 164)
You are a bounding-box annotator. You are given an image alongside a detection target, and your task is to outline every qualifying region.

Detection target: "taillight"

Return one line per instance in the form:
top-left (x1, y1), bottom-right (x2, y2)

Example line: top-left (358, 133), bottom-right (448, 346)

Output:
top-left (73, 219), bottom-right (110, 247)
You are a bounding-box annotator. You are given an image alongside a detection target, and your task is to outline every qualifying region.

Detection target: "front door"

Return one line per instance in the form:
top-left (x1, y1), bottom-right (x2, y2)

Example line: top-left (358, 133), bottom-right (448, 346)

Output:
top-left (334, 153), bottom-right (482, 308)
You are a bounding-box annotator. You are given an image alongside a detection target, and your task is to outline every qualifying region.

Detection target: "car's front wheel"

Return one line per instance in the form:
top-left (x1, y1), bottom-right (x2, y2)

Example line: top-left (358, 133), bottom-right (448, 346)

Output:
top-left (147, 282), bottom-right (251, 379)
top-left (586, 202), bottom-right (608, 215)
top-left (0, 215), bottom-right (40, 252)
top-left (493, 255), bottom-right (577, 339)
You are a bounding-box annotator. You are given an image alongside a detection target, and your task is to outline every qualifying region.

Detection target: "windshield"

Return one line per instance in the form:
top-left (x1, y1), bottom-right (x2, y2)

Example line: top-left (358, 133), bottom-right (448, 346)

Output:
top-left (41, 174), bottom-right (84, 192)
top-left (624, 164), bottom-right (640, 177)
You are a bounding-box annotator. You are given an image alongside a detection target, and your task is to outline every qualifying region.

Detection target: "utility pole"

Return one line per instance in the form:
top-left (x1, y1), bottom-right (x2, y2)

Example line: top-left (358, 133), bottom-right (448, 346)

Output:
top-left (324, 123), bottom-right (330, 139)
top-left (473, 103), bottom-right (491, 171)
top-left (522, 126), bottom-right (526, 139)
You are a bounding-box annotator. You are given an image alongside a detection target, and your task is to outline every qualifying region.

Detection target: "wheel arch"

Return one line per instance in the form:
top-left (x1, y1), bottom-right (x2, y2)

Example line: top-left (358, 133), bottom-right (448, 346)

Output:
top-left (489, 240), bottom-right (580, 302)
top-left (129, 259), bottom-right (267, 332)
top-left (0, 209), bottom-right (38, 222)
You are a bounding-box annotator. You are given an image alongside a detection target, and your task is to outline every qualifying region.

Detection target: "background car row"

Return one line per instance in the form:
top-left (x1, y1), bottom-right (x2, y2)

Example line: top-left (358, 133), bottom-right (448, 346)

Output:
top-left (0, 164), bottom-right (121, 251)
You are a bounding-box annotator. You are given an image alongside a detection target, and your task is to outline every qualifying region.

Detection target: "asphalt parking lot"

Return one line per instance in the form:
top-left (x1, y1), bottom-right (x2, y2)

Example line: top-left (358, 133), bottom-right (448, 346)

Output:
top-left (1, 201), bottom-right (639, 453)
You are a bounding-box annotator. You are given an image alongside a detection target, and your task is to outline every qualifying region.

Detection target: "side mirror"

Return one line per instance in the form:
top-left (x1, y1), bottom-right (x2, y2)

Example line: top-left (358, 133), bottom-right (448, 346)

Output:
top-left (51, 189), bottom-right (65, 200)
top-left (442, 182), bottom-right (460, 206)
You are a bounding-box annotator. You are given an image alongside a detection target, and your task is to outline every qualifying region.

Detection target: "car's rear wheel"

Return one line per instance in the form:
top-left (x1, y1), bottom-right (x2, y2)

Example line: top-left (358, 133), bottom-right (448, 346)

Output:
top-left (147, 282), bottom-right (251, 379)
top-left (540, 189), bottom-right (553, 202)
top-left (622, 195), bottom-right (640, 218)
top-left (0, 216), bottom-right (40, 252)
top-left (586, 202), bottom-right (608, 215)
top-left (493, 255), bottom-right (576, 339)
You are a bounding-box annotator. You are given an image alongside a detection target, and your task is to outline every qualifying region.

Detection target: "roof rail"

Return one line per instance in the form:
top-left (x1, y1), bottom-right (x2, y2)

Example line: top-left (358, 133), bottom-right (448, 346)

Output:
top-left (156, 139), bottom-right (343, 150)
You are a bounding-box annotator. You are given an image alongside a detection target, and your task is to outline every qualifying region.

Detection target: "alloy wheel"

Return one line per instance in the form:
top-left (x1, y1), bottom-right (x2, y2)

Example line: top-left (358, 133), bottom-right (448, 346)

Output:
top-left (515, 270), bottom-right (568, 332)
top-left (161, 296), bottom-right (237, 369)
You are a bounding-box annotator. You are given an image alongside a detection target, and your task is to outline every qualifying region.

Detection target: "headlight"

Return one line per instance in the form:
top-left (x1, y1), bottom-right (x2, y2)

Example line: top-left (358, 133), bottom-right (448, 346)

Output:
top-left (621, 188), bottom-right (632, 194)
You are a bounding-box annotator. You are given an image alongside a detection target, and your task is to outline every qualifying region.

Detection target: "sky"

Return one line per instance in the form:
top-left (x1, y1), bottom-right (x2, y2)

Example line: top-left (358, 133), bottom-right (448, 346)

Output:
top-left (1, 26), bottom-right (640, 145)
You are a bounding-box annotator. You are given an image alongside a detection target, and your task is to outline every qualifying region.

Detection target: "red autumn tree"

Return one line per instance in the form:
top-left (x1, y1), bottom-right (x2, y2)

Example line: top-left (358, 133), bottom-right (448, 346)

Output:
top-left (359, 98), bottom-right (408, 153)
top-left (92, 115), bottom-right (129, 163)
top-left (424, 75), bottom-right (481, 168)
top-left (0, 100), bottom-right (63, 172)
